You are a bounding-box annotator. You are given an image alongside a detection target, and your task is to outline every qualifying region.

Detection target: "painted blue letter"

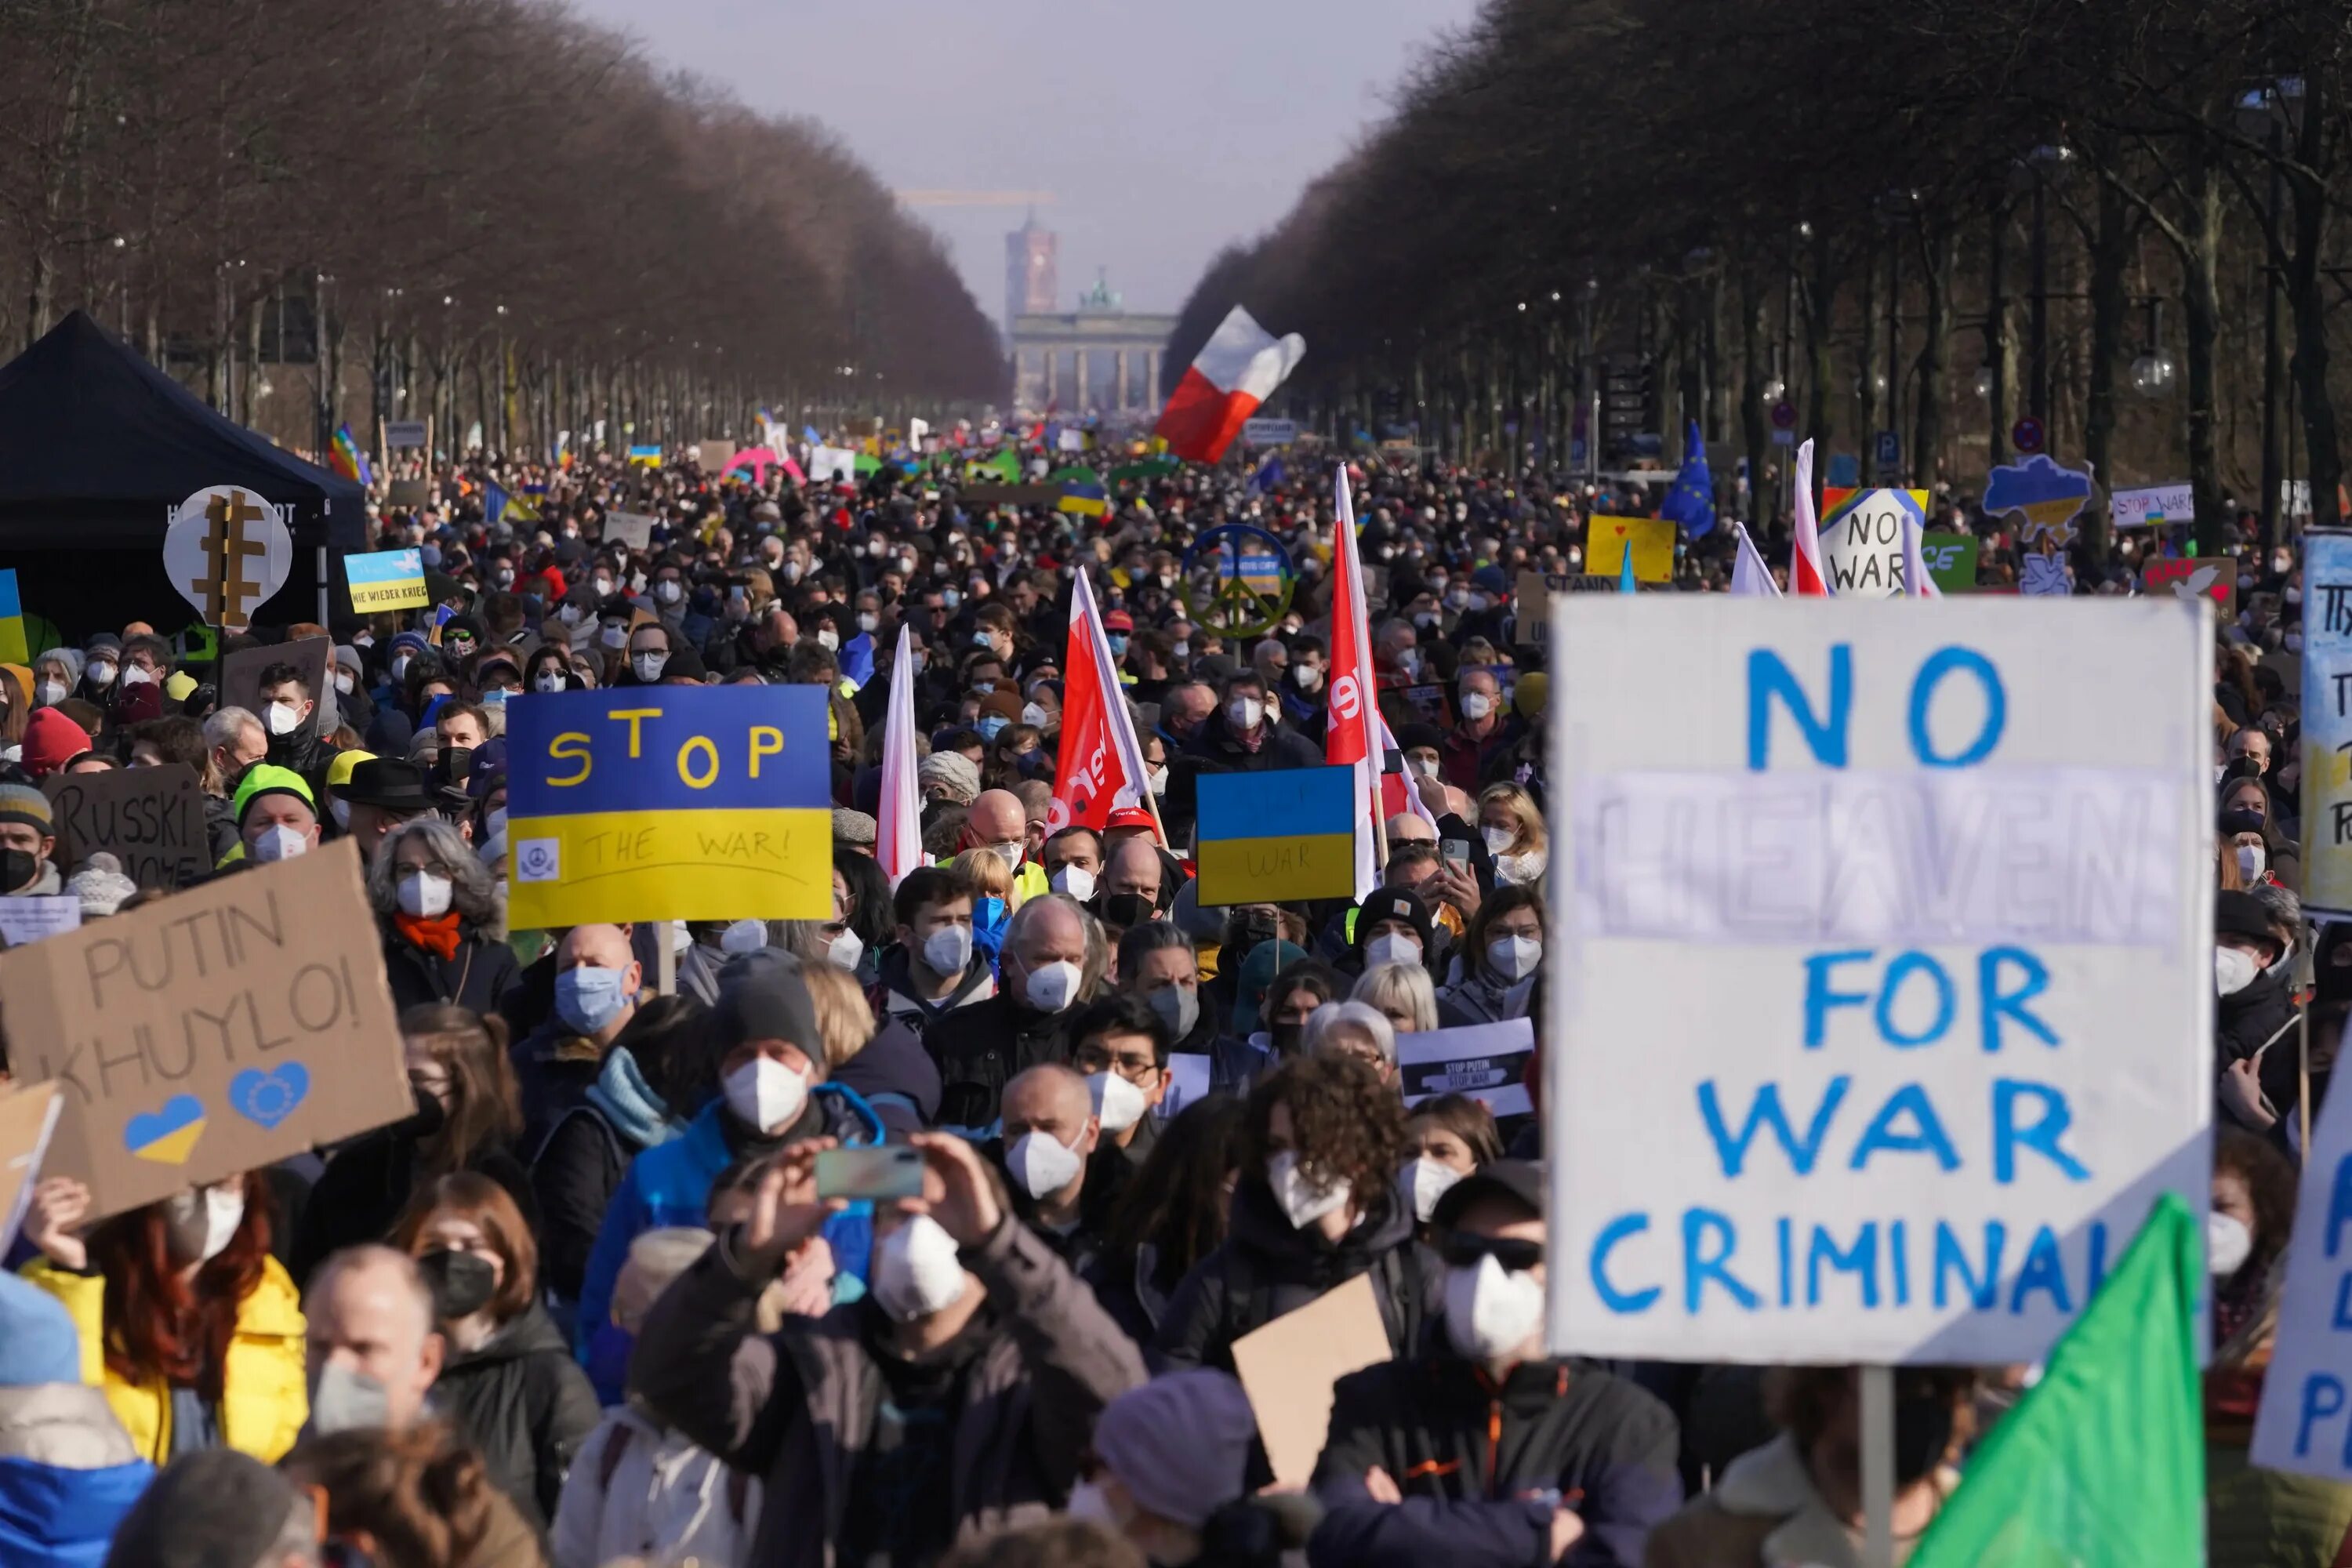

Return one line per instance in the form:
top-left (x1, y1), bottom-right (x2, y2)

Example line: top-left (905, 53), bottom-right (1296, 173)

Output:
top-left (1803, 951), bottom-right (1875, 1047)
top-left (1848, 1084), bottom-right (1962, 1173)
top-left (1907, 645), bottom-right (2005, 768)
top-left (1682, 1208), bottom-right (1760, 1313)
top-left (1875, 951), bottom-right (1955, 1047)
top-left (1748, 645), bottom-right (1851, 771)
top-left (1591, 1214), bottom-right (1661, 1314)
top-left (1993, 1080), bottom-right (2091, 1184)
top-left (1698, 1077), bottom-right (1851, 1178)
top-left (1979, 948), bottom-right (2059, 1053)
top-left (2297, 1375), bottom-right (2347, 1460)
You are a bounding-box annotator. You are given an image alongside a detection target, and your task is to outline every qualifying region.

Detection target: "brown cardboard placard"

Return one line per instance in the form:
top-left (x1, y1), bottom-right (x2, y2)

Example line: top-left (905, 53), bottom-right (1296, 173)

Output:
top-left (43, 763), bottom-right (209, 889)
top-left (0, 839), bottom-right (408, 1221)
top-left (0, 1080), bottom-right (64, 1254)
top-left (386, 477), bottom-right (432, 506)
top-left (1229, 1270), bottom-right (1394, 1487)
top-left (604, 511), bottom-right (658, 551)
top-left (222, 635), bottom-right (332, 734)
top-left (695, 440), bottom-right (735, 473)
top-left (1513, 569), bottom-right (1550, 647)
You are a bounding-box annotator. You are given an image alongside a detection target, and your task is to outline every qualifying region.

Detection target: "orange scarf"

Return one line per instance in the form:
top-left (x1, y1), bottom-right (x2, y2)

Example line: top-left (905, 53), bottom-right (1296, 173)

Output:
top-left (395, 909), bottom-right (463, 961)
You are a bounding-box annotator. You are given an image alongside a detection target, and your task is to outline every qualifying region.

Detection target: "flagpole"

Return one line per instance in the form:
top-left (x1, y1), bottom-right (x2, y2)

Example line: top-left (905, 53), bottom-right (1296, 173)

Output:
top-left (1860, 1363), bottom-right (1895, 1568)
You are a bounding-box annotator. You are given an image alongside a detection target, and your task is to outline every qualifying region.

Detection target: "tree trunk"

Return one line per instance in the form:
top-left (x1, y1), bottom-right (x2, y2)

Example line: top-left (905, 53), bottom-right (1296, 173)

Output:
top-left (1913, 220), bottom-right (1954, 489)
top-left (1803, 226), bottom-right (1838, 458)
top-left (2285, 73), bottom-right (2343, 530)
top-left (2181, 146), bottom-right (2226, 557)
top-left (2082, 176), bottom-right (2133, 568)
top-left (1737, 260), bottom-right (1771, 528)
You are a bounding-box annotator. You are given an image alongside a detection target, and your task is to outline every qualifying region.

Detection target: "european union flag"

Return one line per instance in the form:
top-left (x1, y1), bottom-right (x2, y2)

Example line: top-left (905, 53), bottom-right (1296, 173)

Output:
top-left (1250, 456), bottom-right (1286, 495)
top-left (1660, 420), bottom-right (1716, 539)
top-left (484, 481), bottom-right (511, 528)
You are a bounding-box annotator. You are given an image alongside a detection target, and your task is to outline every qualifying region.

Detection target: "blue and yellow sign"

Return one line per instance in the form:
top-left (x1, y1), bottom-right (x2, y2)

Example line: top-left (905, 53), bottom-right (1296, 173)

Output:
top-left (505, 687), bottom-right (833, 927)
top-left (344, 549), bottom-right (429, 613)
top-left (1179, 523), bottom-right (1296, 638)
top-left (1193, 765), bottom-right (1357, 905)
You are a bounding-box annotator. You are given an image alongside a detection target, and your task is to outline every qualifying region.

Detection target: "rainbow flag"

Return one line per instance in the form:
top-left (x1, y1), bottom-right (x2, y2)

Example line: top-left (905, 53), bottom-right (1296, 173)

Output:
top-left (329, 423), bottom-right (372, 486)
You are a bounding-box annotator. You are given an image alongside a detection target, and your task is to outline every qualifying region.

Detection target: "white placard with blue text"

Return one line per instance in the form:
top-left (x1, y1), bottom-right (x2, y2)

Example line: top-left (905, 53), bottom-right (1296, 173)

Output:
top-left (2252, 1054), bottom-right (2352, 1479)
top-left (1544, 597), bottom-right (2212, 1364)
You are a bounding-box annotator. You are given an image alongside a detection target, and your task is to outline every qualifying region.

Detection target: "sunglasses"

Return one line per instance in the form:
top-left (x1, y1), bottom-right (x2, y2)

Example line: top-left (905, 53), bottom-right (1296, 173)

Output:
top-left (1435, 1228), bottom-right (1544, 1274)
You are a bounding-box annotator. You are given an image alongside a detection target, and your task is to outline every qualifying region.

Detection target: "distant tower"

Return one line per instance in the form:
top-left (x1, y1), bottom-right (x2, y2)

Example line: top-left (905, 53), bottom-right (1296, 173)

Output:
top-left (1005, 213), bottom-right (1057, 331)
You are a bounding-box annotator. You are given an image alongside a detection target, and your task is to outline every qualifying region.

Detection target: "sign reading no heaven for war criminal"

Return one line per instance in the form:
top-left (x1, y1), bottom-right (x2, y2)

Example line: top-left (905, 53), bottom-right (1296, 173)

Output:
top-left (0, 840), bottom-right (408, 1220)
top-left (504, 685), bottom-right (834, 927)
top-left (1546, 597), bottom-right (2211, 1364)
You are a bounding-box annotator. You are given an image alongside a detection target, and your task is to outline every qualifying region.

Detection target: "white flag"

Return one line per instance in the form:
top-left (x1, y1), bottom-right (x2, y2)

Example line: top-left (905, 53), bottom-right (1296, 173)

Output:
top-left (877, 625), bottom-right (924, 887)
top-left (1730, 521), bottom-right (1783, 598)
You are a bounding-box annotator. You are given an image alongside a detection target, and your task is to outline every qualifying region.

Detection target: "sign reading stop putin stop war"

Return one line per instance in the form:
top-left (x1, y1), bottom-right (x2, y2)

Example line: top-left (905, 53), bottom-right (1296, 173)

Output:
top-left (504, 685), bottom-right (833, 927)
top-left (0, 840), bottom-right (408, 1221)
top-left (1545, 597), bottom-right (2210, 1364)
top-left (2299, 532), bottom-right (2352, 920)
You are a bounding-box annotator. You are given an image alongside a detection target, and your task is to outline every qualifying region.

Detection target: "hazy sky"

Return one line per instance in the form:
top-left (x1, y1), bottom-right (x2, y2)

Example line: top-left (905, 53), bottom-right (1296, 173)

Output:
top-left (566, 0), bottom-right (1482, 328)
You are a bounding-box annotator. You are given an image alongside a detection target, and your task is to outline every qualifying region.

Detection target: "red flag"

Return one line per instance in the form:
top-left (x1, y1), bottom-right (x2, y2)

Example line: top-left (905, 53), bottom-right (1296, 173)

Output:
top-left (1048, 570), bottom-right (1156, 839)
top-left (1790, 438), bottom-right (1831, 597)
top-left (1324, 466), bottom-right (1385, 901)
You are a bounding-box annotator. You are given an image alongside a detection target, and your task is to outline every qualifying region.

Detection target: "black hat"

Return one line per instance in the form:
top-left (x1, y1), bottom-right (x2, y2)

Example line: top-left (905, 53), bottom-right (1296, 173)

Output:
top-left (1394, 721), bottom-right (1446, 755)
top-left (1354, 886), bottom-right (1434, 953)
top-left (339, 757), bottom-right (434, 811)
top-left (661, 647), bottom-right (710, 683)
top-left (714, 949), bottom-right (827, 1079)
top-left (2217, 890), bottom-right (2279, 946)
top-left (1430, 1158), bottom-right (1545, 1229)
top-left (102, 1448), bottom-right (304, 1568)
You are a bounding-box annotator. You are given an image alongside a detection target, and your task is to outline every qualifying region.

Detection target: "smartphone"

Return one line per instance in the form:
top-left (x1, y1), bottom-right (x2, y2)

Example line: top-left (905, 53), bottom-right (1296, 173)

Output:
top-left (1442, 839), bottom-right (1472, 868)
top-left (815, 1145), bottom-right (926, 1202)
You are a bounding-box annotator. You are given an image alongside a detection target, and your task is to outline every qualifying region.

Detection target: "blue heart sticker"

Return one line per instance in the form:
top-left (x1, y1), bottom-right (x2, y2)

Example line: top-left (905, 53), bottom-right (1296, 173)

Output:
top-left (122, 1094), bottom-right (207, 1163)
top-left (227, 1063), bottom-right (310, 1131)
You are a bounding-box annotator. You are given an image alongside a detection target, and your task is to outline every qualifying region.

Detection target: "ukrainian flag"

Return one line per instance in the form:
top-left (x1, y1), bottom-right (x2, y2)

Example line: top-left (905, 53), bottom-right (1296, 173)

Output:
top-left (628, 445), bottom-right (662, 467)
top-left (1193, 766), bottom-right (1358, 905)
top-left (0, 569), bottom-right (27, 664)
top-left (1058, 482), bottom-right (1109, 519)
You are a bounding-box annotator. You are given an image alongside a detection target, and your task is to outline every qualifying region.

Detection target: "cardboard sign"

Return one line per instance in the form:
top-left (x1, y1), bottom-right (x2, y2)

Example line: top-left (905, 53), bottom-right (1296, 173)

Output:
top-left (43, 764), bottom-right (209, 890)
top-left (1820, 489), bottom-right (1932, 597)
top-left (345, 548), bottom-right (429, 612)
top-left (504, 686), bottom-right (834, 927)
top-left (1921, 532), bottom-right (1980, 594)
top-left (1585, 515), bottom-right (1674, 583)
top-left (386, 478), bottom-right (431, 507)
top-left (164, 486), bottom-right (292, 633)
top-left (1193, 766), bottom-right (1357, 905)
top-left (1544, 597), bottom-right (2210, 1365)
top-left (0, 1080), bottom-right (64, 1255)
top-left (0, 840), bottom-right (408, 1221)
top-left (2300, 534), bottom-right (2352, 920)
top-left (1397, 1019), bottom-right (1534, 1117)
top-left (1984, 454), bottom-right (2092, 548)
top-left (603, 512), bottom-right (657, 551)
top-left (223, 637), bottom-right (332, 736)
top-left (2111, 483), bottom-right (2194, 528)
top-left (1230, 1271), bottom-right (1394, 1487)
top-left (2252, 1048), bottom-right (2352, 1478)
top-left (1512, 570), bottom-right (1550, 648)
top-left (0, 895), bottom-right (80, 948)
top-left (2141, 557), bottom-right (2234, 619)
top-left (695, 440), bottom-right (736, 473)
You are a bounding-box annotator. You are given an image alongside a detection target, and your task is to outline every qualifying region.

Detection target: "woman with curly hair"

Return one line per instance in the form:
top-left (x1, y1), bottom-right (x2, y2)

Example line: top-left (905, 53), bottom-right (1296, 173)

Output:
top-left (286, 1420), bottom-right (545, 1568)
top-left (1153, 1054), bottom-right (1440, 1374)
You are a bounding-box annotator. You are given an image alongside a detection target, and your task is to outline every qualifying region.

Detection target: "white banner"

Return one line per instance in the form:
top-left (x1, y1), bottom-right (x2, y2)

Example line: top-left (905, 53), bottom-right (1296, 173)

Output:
top-left (2111, 483), bottom-right (2194, 528)
top-left (809, 445), bottom-right (858, 484)
top-left (1545, 597), bottom-right (2211, 1365)
top-left (1397, 1020), bottom-right (1533, 1117)
top-left (383, 419), bottom-right (428, 449)
top-left (1243, 417), bottom-right (1298, 448)
top-left (2253, 1051), bottom-right (2352, 1479)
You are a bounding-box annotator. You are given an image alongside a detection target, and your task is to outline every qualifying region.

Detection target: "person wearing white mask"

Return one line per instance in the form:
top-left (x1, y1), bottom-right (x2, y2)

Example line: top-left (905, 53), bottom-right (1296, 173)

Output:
top-left (1196, 671), bottom-right (1320, 768)
top-left (938, 892), bottom-right (1098, 1131)
top-left (1068, 993), bottom-right (1176, 1221)
top-left (960, 787), bottom-right (1046, 907)
top-left (1438, 887), bottom-right (1544, 1027)
top-left (1477, 782), bottom-right (1549, 888)
top-left (1156, 1054), bottom-right (1440, 1376)
top-left (1311, 1160), bottom-right (1682, 1567)
top-left (1439, 666), bottom-right (1513, 793)
top-left (255, 662), bottom-right (325, 774)
top-left (233, 764), bottom-right (321, 867)
top-left (1041, 824), bottom-right (1104, 902)
top-left (366, 815), bottom-right (520, 1017)
top-left (1398, 1094), bottom-right (1502, 1225)
top-left (2216, 889), bottom-right (2298, 1128)
top-left (629, 1131), bottom-right (1146, 1567)
top-left (996, 1064), bottom-right (1105, 1267)
top-left (875, 864), bottom-right (996, 1040)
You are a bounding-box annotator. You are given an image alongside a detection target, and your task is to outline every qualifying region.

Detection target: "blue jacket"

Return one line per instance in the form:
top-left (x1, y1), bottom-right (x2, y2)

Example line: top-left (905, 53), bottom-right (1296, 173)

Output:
top-left (0, 1381), bottom-right (155, 1568)
top-left (574, 1102), bottom-right (872, 1402)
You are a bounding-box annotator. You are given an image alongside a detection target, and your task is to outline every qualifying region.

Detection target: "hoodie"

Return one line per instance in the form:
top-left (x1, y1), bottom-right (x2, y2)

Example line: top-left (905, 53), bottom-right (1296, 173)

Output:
top-left (0, 1385), bottom-right (154, 1568)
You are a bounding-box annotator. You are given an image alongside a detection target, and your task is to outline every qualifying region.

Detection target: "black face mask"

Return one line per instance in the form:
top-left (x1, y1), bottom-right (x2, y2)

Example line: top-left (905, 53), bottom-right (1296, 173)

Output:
top-left (0, 848), bottom-right (38, 894)
top-left (1228, 913), bottom-right (1277, 953)
top-left (2220, 807), bottom-right (2267, 837)
top-left (1268, 1020), bottom-right (1306, 1057)
top-left (1099, 893), bottom-right (1156, 930)
top-left (417, 1248), bottom-right (497, 1320)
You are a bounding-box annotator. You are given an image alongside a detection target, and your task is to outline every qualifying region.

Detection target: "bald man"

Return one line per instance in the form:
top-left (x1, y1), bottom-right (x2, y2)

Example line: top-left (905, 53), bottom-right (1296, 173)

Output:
top-left (303, 1244), bottom-right (443, 1433)
top-left (518, 921), bottom-right (643, 1147)
top-left (963, 787), bottom-right (1045, 906)
top-left (997, 1063), bottom-right (1101, 1262)
top-left (1102, 836), bottom-right (1164, 909)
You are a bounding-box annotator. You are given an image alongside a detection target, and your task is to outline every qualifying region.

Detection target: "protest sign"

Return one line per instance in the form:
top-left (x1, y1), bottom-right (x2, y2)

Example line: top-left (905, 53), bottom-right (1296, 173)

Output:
top-left (383, 419), bottom-right (428, 449)
top-left (1397, 1019), bottom-right (1534, 1117)
top-left (1193, 765), bottom-right (1356, 905)
top-left (809, 445), bottom-right (858, 484)
top-left (603, 512), bottom-right (657, 551)
top-left (1920, 532), bottom-right (1979, 594)
top-left (386, 478), bottom-right (431, 506)
top-left (505, 686), bottom-right (833, 927)
top-left (345, 548), bottom-right (428, 612)
top-left (2111, 483), bottom-right (2194, 528)
top-left (1585, 515), bottom-right (1674, 583)
top-left (163, 485), bottom-right (292, 632)
top-left (1243, 417), bottom-right (1298, 447)
top-left (0, 567), bottom-right (27, 663)
top-left (2142, 557), bottom-right (2234, 619)
top-left (2252, 1047), bottom-right (2352, 1478)
top-left (1160, 1054), bottom-right (1213, 1120)
top-left (1512, 570), bottom-right (1550, 648)
top-left (1231, 1272), bottom-right (1394, 1487)
top-left (43, 764), bottom-right (208, 889)
top-left (0, 1080), bottom-right (63, 1255)
top-left (1819, 489), bottom-right (1932, 597)
top-left (1545, 597), bottom-right (2209, 1365)
top-left (0, 895), bottom-right (79, 947)
top-left (0, 840), bottom-right (408, 1221)
top-left (960, 484), bottom-right (1062, 507)
top-left (695, 440), bottom-right (735, 472)
top-left (2302, 534), bottom-right (2352, 920)
top-left (223, 636), bottom-right (332, 735)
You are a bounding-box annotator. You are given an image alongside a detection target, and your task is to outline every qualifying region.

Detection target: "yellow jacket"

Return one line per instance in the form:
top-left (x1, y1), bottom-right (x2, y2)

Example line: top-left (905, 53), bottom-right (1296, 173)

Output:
top-left (19, 1255), bottom-right (309, 1464)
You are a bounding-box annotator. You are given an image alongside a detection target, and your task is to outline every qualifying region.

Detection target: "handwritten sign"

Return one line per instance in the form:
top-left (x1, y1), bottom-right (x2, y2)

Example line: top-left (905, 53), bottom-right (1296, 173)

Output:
top-left (1397, 1019), bottom-right (1534, 1116)
top-left (2301, 535), bottom-right (2352, 920)
top-left (383, 419), bottom-right (428, 449)
top-left (1193, 766), bottom-right (1356, 905)
top-left (1820, 488), bottom-right (1931, 597)
top-left (223, 637), bottom-right (332, 739)
top-left (0, 840), bottom-right (408, 1221)
top-left (1585, 515), bottom-right (1674, 584)
top-left (345, 548), bottom-right (428, 612)
top-left (44, 764), bottom-right (209, 890)
top-left (0, 895), bottom-right (80, 948)
top-left (2111, 483), bottom-right (2194, 528)
top-left (504, 686), bottom-right (833, 927)
top-left (0, 1080), bottom-right (63, 1255)
top-left (603, 512), bottom-right (657, 551)
top-left (2252, 1051), bottom-right (2352, 1479)
top-left (2143, 557), bottom-right (2235, 620)
top-left (1920, 532), bottom-right (1979, 595)
top-left (1544, 597), bottom-right (2209, 1364)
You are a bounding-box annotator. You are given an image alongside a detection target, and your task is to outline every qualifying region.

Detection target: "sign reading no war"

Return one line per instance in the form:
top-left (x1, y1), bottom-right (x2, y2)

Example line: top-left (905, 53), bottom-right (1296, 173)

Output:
top-left (1545, 598), bottom-right (2211, 1364)
top-left (505, 685), bottom-right (833, 927)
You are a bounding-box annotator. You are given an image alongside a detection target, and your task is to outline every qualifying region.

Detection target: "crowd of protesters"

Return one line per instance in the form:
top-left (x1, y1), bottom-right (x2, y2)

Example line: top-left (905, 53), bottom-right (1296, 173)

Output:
top-left (0, 424), bottom-right (2336, 1568)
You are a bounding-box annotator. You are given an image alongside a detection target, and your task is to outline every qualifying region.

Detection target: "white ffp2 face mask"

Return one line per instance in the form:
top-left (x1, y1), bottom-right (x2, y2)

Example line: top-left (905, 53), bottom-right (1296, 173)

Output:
top-left (397, 869), bottom-right (454, 919)
top-left (921, 924), bottom-right (973, 977)
top-left (252, 824), bottom-right (309, 863)
top-left (1443, 1254), bottom-right (1544, 1361)
top-left (872, 1214), bottom-right (967, 1320)
top-left (1022, 958), bottom-right (1082, 1014)
top-left (1267, 1149), bottom-right (1351, 1230)
top-left (723, 1057), bottom-right (808, 1134)
top-left (2209, 1211), bottom-right (2253, 1277)
top-left (1007, 1128), bottom-right (1085, 1199)
top-left (1366, 932), bottom-right (1421, 970)
top-left (1087, 1070), bottom-right (1149, 1133)
top-left (2216, 946), bottom-right (2259, 997)
top-left (1400, 1156), bottom-right (1465, 1223)
top-left (1486, 935), bottom-right (1542, 982)
top-left (1049, 865), bottom-right (1097, 902)
top-left (826, 928), bottom-right (865, 971)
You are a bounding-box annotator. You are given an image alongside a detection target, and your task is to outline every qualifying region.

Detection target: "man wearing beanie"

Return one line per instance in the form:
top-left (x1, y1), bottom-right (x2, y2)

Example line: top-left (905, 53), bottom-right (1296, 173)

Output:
top-left (224, 763), bottom-right (320, 869)
top-left (1073, 1368), bottom-right (1321, 1567)
top-left (19, 709), bottom-right (91, 781)
top-left (0, 1272), bottom-right (154, 1566)
top-left (0, 782), bottom-right (60, 895)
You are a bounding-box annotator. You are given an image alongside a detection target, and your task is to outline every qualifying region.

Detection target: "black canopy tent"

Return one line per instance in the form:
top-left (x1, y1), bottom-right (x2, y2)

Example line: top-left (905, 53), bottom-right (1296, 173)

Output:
top-left (0, 310), bottom-right (368, 644)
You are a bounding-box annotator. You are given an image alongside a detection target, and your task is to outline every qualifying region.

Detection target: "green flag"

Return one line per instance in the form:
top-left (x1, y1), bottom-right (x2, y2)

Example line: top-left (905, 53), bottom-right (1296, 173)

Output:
top-left (971, 450), bottom-right (1019, 483)
top-left (1907, 1192), bottom-right (2203, 1568)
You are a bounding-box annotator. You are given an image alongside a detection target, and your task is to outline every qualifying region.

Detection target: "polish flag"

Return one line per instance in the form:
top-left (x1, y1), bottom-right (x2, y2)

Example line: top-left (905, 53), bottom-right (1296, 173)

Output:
top-left (876, 624), bottom-right (924, 887)
top-left (1729, 520), bottom-right (1782, 597)
top-left (1047, 569), bottom-right (1159, 840)
top-left (1153, 306), bottom-right (1306, 464)
top-left (1325, 465), bottom-right (1388, 902)
top-left (1789, 438), bottom-right (1831, 596)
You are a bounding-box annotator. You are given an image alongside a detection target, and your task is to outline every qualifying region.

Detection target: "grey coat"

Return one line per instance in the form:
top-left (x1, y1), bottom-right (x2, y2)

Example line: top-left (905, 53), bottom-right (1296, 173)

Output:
top-left (630, 1213), bottom-right (1147, 1568)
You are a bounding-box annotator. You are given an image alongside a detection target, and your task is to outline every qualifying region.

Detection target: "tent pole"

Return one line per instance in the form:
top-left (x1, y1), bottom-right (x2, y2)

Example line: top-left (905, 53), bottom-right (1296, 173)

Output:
top-left (316, 545), bottom-right (328, 627)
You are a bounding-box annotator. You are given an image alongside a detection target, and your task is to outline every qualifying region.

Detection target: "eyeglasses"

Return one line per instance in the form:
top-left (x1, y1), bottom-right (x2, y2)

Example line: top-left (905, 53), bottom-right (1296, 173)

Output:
top-left (1434, 1228), bottom-right (1544, 1273)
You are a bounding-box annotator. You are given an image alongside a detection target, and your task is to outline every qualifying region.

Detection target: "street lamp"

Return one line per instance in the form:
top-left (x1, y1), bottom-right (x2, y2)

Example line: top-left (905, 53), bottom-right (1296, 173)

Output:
top-left (2129, 299), bottom-right (2176, 398)
top-left (1973, 365), bottom-right (1995, 401)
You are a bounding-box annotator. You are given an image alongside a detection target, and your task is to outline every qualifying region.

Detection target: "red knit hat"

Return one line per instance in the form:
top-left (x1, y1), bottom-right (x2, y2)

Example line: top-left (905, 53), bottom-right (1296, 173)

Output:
top-left (21, 707), bottom-right (92, 779)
